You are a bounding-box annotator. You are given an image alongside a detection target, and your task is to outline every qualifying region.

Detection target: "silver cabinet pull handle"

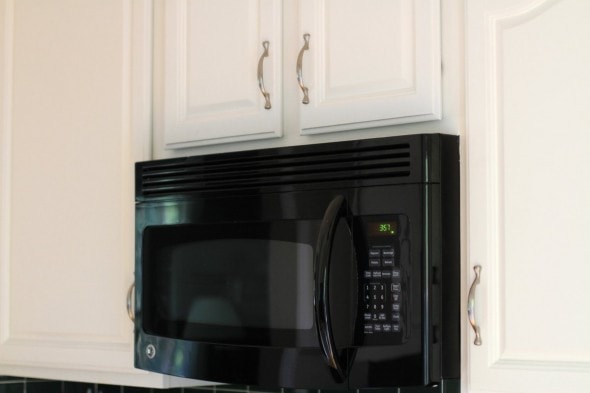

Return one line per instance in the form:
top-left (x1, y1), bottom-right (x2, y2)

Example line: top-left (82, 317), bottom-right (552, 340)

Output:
top-left (296, 33), bottom-right (310, 104)
top-left (257, 41), bottom-right (272, 110)
top-left (126, 282), bottom-right (135, 322)
top-left (467, 265), bottom-right (482, 345)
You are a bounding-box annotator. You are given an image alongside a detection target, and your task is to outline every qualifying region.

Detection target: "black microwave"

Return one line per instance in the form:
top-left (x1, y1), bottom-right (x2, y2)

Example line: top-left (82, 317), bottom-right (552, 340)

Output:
top-left (134, 134), bottom-right (460, 390)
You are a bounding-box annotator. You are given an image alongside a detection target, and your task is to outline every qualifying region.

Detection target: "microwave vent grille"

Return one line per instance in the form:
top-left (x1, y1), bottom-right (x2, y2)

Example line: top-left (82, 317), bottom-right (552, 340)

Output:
top-left (138, 143), bottom-right (413, 197)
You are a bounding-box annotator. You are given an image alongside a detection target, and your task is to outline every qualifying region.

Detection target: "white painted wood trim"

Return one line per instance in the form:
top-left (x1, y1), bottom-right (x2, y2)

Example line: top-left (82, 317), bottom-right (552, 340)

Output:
top-left (0, 0), bottom-right (16, 350)
top-left (132, 0), bottom-right (154, 162)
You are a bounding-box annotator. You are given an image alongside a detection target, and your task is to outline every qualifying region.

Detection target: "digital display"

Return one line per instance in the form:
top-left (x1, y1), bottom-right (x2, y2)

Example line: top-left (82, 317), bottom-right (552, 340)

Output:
top-left (367, 221), bottom-right (398, 236)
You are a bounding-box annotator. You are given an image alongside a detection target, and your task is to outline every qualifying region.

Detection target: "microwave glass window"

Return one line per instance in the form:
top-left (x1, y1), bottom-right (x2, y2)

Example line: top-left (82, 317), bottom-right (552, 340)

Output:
top-left (155, 238), bottom-right (314, 330)
top-left (139, 219), bottom-right (349, 346)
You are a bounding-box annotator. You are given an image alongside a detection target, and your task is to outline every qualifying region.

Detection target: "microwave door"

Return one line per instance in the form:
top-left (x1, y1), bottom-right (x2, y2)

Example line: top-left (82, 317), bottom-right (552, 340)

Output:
top-left (136, 190), bottom-right (358, 389)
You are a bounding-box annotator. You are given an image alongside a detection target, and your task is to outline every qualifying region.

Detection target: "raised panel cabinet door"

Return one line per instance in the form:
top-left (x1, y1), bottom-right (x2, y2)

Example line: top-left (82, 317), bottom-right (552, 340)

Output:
top-left (466, 0), bottom-right (590, 392)
top-left (0, 0), bottom-right (207, 387)
top-left (297, 0), bottom-right (441, 134)
top-left (160, 0), bottom-right (282, 149)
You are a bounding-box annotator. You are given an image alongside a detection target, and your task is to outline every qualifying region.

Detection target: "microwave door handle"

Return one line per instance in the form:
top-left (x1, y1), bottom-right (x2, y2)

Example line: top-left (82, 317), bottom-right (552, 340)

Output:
top-left (314, 194), bottom-right (347, 382)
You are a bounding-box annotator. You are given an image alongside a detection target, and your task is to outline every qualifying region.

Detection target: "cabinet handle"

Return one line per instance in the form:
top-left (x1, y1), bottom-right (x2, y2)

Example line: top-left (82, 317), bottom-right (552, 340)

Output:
top-left (296, 33), bottom-right (310, 104)
top-left (467, 265), bottom-right (482, 345)
top-left (126, 282), bottom-right (135, 322)
top-left (257, 41), bottom-right (272, 110)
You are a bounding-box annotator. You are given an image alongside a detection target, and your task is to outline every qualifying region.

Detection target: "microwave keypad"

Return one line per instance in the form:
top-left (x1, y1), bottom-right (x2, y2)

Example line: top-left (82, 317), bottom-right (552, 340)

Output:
top-left (363, 246), bottom-right (403, 335)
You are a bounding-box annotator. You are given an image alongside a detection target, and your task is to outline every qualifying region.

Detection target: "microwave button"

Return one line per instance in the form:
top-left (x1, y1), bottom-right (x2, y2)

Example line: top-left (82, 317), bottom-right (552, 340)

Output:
top-left (383, 324), bottom-right (392, 332)
top-left (382, 248), bottom-right (395, 257)
top-left (369, 248), bottom-right (381, 258)
top-left (381, 270), bottom-right (392, 279)
top-left (364, 324), bottom-right (374, 334)
top-left (392, 269), bottom-right (401, 279)
top-left (373, 296), bottom-right (385, 304)
top-left (372, 271), bottom-right (382, 279)
top-left (391, 283), bottom-right (401, 292)
top-left (369, 258), bottom-right (381, 267)
top-left (378, 313), bottom-right (387, 321)
top-left (392, 303), bottom-right (401, 312)
top-left (382, 258), bottom-right (394, 266)
top-left (392, 293), bottom-right (401, 303)
top-left (392, 312), bottom-right (401, 321)
top-left (364, 270), bottom-right (372, 278)
top-left (373, 324), bottom-right (383, 333)
top-left (392, 324), bottom-right (401, 333)
top-left (363, 313), bottom-right (372, 321)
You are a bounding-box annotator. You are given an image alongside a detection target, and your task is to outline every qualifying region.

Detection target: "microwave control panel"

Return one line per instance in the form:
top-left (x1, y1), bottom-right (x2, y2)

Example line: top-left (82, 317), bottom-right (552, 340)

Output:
top-left (358, 216), bottom-right (408, 344)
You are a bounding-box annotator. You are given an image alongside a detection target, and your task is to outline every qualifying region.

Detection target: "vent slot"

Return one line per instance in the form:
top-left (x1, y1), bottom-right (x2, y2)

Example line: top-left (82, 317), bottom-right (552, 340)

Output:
top-left (138, 142), bottom-right (413, 198)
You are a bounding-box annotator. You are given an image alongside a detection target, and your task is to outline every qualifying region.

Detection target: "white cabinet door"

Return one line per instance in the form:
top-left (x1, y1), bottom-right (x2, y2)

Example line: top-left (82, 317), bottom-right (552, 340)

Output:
top-left (0, 0), bottom-right (209, 387)
top-left (465, 0), bottom-right (590, 392)
top-left (157, 0), bottom-right (442, 150)
top-left (298, 0), bottom-right (441, 134)
top-left (159, 0), bottom-right (282, 149)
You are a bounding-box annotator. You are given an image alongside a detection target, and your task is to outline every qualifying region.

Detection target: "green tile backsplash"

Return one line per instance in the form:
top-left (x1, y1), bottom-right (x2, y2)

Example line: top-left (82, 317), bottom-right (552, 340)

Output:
top-left (0, 376), bottom-right (450, 393)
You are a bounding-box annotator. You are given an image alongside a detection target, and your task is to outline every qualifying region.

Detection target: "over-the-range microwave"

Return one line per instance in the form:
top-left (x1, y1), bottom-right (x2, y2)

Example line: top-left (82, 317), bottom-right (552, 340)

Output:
top-left (133, 134), bottom-right (460, 390)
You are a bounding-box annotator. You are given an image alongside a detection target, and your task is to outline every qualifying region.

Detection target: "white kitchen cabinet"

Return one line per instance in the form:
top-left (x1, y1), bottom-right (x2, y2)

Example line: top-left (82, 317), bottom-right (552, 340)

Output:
top-left (465, 0), bottom-right (590, 392)
top-left (0, 0), bottom-right (210, 387)
top-left (156, 0), bottom-right (441, 149)
top-left (161, 0), bottom-right (283, 149)
top-left (297, 0), bottom-right (441, 134)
